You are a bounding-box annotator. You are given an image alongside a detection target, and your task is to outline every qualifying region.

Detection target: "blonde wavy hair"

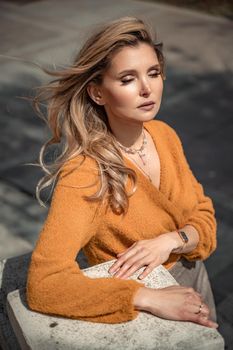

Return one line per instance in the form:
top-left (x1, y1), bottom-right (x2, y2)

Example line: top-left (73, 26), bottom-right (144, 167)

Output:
top-left (33, 16), bottom-right (165, 215)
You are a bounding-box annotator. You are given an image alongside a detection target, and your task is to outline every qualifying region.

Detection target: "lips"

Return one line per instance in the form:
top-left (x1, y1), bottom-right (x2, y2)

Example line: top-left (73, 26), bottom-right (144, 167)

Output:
top-left (138, 101), bottom-right (155, 107)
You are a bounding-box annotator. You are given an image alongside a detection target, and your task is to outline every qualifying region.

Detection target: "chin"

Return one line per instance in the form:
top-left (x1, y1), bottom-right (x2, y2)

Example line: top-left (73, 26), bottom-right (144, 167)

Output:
top-left (138, 114), bottom-right (157, 122)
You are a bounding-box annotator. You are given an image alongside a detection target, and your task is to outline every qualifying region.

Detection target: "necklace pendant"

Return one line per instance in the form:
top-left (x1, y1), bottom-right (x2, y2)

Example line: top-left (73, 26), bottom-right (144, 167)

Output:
top-left (139, 153), bottom-right (146, 165)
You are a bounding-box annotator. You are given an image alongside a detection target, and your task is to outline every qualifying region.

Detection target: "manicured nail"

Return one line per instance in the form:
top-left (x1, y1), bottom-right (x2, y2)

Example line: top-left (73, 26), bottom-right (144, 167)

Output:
top-left (209, 322), bottom-right (218, 328)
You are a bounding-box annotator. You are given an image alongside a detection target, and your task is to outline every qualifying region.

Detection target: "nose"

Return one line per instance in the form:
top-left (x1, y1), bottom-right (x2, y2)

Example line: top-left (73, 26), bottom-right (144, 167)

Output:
top-left (139, 78), bottom-right (151, 96)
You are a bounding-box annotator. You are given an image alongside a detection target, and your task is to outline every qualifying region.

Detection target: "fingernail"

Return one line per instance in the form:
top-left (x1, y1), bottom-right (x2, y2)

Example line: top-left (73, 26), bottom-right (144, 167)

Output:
top-left (210, 322), bottom-right (218, 328)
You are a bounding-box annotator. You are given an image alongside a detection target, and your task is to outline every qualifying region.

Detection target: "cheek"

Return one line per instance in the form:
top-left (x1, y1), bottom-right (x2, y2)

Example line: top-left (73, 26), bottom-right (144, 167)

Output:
top-left (154, 78), bottom-right (163, 97)
top-left (107, 86), bottom-right (137, 107)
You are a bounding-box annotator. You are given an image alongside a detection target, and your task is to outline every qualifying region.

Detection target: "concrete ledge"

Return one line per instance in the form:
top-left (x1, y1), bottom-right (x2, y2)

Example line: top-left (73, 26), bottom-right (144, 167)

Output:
top-left (6, 260), bottom-right (224, 350)
top-left (0, 251), bottom-right (88, 350)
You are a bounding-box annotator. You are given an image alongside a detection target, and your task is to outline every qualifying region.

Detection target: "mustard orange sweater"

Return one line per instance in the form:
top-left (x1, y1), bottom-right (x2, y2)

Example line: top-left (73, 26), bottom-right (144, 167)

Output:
top-left (26, 120), bottom-right (216, 324)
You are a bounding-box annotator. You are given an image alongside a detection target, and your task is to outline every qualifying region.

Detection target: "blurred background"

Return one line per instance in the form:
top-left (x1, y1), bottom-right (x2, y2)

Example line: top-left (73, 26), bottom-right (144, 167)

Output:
top-left (0, 0), bottom-right (232, 348)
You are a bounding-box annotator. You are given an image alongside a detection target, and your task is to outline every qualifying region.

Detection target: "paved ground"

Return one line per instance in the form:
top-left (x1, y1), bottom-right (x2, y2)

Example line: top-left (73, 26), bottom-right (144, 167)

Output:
top-left (0, 0), bottom-right (233, 348)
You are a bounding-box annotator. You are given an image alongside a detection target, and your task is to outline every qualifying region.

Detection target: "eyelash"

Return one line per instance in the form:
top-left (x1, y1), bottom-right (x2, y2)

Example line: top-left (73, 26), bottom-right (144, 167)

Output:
top-left (121, 72), bottom-right (161, 85)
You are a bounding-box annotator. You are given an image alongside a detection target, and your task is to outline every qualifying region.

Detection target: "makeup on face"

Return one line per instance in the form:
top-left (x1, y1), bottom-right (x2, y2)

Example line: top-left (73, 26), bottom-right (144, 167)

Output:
top-left (99, 42), bottom-right (163, 126)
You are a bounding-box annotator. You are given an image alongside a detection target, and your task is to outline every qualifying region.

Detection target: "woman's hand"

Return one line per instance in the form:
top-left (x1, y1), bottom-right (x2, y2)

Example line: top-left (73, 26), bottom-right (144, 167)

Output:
top-left (108, 234), bottom-right (179, 280)
top-left (133, 285), bottom-right (218, 329)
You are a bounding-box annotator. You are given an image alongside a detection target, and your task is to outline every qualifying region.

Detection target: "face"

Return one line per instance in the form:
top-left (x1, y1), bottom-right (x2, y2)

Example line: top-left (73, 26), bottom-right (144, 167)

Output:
top-left (88, 42), bottom-right (163, 127)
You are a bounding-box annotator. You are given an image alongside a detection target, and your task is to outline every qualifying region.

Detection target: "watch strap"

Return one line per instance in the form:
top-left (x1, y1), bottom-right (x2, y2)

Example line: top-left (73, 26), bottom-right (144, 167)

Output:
top-left (178, 230), bottom-right (189, 244)
top-left (173, 230), bottom-right (189, 254)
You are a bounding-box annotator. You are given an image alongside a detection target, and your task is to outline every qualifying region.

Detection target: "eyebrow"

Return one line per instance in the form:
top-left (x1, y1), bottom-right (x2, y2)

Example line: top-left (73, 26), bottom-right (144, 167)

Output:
top-left (117, 64), bottom-right (160, 77)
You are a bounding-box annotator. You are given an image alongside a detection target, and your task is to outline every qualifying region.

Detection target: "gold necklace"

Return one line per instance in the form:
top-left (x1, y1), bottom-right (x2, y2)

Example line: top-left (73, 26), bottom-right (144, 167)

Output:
top-left (116, 129), bottom-right (147, 166)
top-left (116, 130), bottom-right (152, 182)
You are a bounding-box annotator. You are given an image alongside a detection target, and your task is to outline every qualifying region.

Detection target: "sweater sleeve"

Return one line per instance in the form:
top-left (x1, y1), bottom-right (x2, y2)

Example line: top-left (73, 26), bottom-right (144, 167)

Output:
top-left (26, 156), bottom-right (143, 324)
top-left (164, 122), bottom-right (217, 261)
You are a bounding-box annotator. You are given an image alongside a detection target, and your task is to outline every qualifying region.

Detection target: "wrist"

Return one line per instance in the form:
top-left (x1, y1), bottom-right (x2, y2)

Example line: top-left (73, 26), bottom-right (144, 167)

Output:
top-left (172, 230), bottom-right (189, 254)
top-left (133, 286), bottom-right (154, 312)
top-left (164, 231), bottom-right (183, 252)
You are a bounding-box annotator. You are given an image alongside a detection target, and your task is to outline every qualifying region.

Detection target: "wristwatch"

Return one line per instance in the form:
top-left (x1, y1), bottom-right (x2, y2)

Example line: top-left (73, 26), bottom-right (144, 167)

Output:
top-left (174, 230), bottom-right (189, 253)
top-left (178, 230), bottom-right (189, 244)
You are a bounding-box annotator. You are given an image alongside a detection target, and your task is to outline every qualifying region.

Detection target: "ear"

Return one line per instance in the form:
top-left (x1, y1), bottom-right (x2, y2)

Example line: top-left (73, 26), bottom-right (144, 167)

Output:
top-left (87, 82), bottom-right (105, 105)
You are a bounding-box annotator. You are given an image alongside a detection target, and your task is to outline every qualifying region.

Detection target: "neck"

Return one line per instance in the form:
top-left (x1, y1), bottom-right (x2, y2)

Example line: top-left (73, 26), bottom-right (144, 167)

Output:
top-left (108, 119), bottom-right (144, 149)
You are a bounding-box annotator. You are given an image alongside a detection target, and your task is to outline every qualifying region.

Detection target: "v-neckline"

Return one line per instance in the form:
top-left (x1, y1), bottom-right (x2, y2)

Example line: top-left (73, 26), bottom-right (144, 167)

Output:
top-left (122, 120), bottom-right (165, 195)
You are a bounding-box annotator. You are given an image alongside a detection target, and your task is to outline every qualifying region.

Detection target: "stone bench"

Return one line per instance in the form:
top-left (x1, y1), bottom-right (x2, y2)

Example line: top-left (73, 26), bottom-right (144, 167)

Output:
top-left (0, 251), bottom-right (88, 350)
top-left (1, 254), bottom-right (225, 350)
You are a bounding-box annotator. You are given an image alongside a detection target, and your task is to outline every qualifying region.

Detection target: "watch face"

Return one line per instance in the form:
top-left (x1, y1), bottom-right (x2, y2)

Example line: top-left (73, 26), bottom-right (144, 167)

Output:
top-left (179, 231), bottom-right (189, 243)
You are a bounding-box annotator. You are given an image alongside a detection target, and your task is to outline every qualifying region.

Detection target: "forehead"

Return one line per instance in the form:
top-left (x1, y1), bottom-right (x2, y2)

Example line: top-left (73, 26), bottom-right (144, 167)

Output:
top-left (108, 43), bottom-right (158, 72)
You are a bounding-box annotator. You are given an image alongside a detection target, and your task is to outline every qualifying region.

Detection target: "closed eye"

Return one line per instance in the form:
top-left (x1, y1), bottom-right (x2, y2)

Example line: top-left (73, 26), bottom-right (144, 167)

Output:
top-left (149, 71), bottom-right (161, 77)
top-left (121, 71), bottom-right (161, 85)
top-left (121, 78), bottom-right (133, 84)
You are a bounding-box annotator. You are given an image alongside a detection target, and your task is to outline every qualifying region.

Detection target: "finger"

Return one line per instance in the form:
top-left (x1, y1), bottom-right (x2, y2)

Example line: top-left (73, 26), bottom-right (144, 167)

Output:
top-left (197, 315), bottom-right (218, 329)
top-left (111, 252), bottom-right (139, 275)
top-left (117, 256), bottom-right (150, 279)
top-left (109, 245), bottom-right (138, 273)
top-left (117, 243), bottom-right (136, 257)
top-left (138, 261), bottom-right (159, 279)
top-left (114, 252), bottom-right (150, 278)
top-left (200, 304), bottom-right (210, 317)
top-left (114, 251), bottom-right (149, 277)
top-left (108, 261), bottom-right (120, 274)
top-left (195, 302), bottom-right (210, 316)
top-left (190, 303), bottom-right (209, 317)
top-left (117, 252), bottom-right (124, 256)
top-left (187, 312), bottom-right (218, 329)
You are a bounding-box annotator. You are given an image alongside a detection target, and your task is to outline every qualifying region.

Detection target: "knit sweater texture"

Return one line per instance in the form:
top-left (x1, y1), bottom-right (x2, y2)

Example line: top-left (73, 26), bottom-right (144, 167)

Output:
top-left (26, 120), bottom-right (217, 324)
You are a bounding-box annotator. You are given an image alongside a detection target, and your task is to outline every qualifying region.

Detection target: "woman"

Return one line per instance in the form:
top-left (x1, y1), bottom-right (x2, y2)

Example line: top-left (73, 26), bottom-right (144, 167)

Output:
top-left (26, 16), bottom-right (218, 328)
